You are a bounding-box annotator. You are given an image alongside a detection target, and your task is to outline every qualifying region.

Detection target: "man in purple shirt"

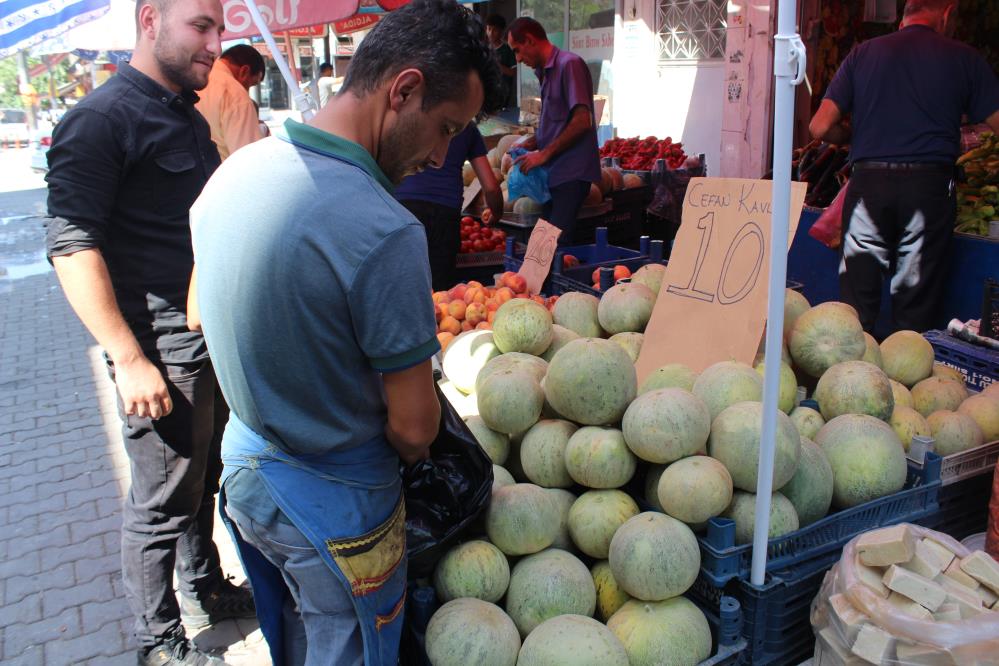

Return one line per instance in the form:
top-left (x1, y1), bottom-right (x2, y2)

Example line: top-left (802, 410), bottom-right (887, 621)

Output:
top-left (508, 17), bottom-right (600, 244)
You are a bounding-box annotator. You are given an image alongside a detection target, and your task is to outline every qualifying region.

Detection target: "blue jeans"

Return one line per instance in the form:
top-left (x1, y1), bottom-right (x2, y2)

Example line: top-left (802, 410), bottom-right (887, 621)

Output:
top-left (224, 472), bottom-right (364, 666)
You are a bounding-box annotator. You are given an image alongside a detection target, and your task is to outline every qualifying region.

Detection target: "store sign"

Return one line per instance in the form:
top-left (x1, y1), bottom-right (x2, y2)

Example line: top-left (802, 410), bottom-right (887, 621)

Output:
top-left (636, 178), bottom-right (807, 379)
top-left (286, 24), bottom-right (327, 38)
top-left (518, 219), bottom-right (562, 296)
top-left (334, 13), bottom-right (379, 34)
top-left (222, 0), bottom-right (358, 39)
top-left (568, 27), bottom-right (614, 62)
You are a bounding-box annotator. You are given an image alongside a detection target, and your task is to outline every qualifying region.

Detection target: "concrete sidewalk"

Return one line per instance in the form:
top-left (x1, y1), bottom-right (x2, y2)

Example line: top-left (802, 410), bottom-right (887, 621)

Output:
top-left (0, 209), bottom-right (269, 664)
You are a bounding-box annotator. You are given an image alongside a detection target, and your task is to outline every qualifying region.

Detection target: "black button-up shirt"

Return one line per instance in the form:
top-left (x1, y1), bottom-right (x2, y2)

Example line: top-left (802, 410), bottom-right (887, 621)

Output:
top-left (46, 61), bottom-right (221, 365)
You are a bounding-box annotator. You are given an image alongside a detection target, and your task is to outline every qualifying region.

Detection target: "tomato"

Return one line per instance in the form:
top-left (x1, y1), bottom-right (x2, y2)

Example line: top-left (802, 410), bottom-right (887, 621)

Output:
top-left (472, 239), bottom-right (488, 252)
top-left (461, 216), bottom-right (475, 226)
top-left (460, 241), bottom-right (472, 253)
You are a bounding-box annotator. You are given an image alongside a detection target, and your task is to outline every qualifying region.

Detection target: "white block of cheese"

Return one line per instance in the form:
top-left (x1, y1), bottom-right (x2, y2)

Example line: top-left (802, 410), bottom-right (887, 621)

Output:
top-left (855, 556), bottom-right (890, 598)
top-left (883, 565), bottom-right (947, 611)
top-left (907, 538), bottom-right (949, 579)
top-left (857, 524), bottom-right (916, 567)
top-left (945, 589), bottom-right (985, 619)
top-left (919, 538), bottom-right (956, 572)
top-left (895, 641), bottom-right (958, 666)
top-left (959, 551), bottom-right (999, 594)
top-left (932, 603), bottom-right (962, 622)
top-left (829, 593), bottom-right (868, 644)
top-left (851, 623), bottom-right (894, 665)
top-left (817, 626), bottom-right (867, 666)
top-left (887, 592), bottom-right (933, 620)
top-left (942, 558), bottom-right (979, 590)
top-left (934, 573), bottom-right (982, 605)
top-left (977, 583), bottom-right (998, 608)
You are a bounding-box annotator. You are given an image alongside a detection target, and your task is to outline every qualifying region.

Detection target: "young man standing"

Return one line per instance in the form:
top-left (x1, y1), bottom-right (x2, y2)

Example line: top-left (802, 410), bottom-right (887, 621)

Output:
top-left (507, 16), bottom-right (600, 245)
top-left (45, 0), bottom-right (255, 663)
top-left (486, 14), bottom-right (517, 109)
top-left (195, 43), bottom-right (265, 161)
top-left (190, 1), bottom-right (503, 663)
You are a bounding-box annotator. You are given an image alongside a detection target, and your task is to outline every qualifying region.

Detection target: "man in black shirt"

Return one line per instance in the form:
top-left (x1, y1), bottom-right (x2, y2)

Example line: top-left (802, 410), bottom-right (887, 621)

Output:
top-left (809, 0), bottom-right (999, 333)
top-left (45, 0), bottom-right (254, 663)
top-left (487, 14), bottom-right (517, 109)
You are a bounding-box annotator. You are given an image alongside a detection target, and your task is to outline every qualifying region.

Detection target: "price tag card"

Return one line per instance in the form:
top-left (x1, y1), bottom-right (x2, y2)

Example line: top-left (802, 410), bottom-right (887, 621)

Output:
top-left (518, 219), bottom-right (562, 295)
top-left (635, 178), bottom-right (807, 381)
top-left (462, 179), bottom-right (482, 212)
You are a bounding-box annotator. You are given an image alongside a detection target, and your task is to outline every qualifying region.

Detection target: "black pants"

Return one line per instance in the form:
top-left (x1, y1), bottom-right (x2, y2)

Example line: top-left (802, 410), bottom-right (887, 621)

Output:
top-left (840, 165), bottom-right (955, 334)
top-left (400, 199), bottom-right (460, 291)
top-left (542, 180), bottom-right (592, 247)
top-left (110, 358), bottom-right (227, 647)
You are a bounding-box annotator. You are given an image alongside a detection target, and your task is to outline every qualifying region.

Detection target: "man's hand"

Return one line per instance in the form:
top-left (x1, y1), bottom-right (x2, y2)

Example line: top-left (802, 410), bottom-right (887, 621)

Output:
top-left (399, 447), bottom-right (431, 468)
top-left (514, 149), bottom-right (549, 174)
top-left (510, 135), bottom-right (537, 153)
top-left (115, 355), bottom-right (172, 419)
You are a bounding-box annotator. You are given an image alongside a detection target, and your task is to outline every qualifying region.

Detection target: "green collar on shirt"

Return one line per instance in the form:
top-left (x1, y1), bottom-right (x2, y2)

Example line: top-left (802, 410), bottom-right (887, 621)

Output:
top-left (279, 119), bottom-right (394, 192)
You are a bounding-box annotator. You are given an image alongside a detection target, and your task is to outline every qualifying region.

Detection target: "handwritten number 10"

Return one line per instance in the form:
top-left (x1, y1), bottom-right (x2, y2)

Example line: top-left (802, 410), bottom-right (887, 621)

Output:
top-left (666, 212), bottom-right (765, 305)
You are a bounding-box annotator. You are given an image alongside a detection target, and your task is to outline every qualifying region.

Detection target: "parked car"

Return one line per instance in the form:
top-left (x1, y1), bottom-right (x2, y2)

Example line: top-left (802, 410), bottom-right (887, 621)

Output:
top-left (0, 108), bottom-right (30, 147)
top-left (29, 129), bottom-right (53, 172)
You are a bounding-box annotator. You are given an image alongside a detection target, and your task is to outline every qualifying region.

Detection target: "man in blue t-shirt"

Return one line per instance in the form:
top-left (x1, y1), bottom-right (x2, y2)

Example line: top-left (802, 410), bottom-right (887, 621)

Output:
top-left (395, 123), bottom-right (504, 289)
top-left (809, 0), bottom-right (999, 334)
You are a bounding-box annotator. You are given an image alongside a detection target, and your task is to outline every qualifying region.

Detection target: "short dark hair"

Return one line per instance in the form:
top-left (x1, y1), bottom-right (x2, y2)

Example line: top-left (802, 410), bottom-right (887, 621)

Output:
top-left (320, 62), bottom-right (334, 75)
top-left (508, 17), bottom-right (547, 43)
top-left (485, 14), bottom-right (507, 30)
top-left (903, 0), bottom-right (955, 16)
top-left (341, 0), bottom-right (503, 115)
top-left (221, 44), bottom-right (265, 77)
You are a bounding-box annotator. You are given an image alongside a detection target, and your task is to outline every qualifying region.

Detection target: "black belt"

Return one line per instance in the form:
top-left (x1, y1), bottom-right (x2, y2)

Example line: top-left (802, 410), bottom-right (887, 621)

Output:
top-left (852, 161), bottom-right (953, 173)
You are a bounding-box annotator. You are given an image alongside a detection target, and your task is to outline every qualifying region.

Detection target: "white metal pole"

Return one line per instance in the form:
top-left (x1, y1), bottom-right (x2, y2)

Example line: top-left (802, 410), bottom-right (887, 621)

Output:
top-left (751, 0), bottom-right (806, 587)
top-left (241, 0), bottom-right (316, 119)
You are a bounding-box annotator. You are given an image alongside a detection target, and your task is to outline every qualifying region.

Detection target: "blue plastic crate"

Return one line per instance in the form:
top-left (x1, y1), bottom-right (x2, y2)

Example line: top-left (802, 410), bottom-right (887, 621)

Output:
top-left (698, 453), bottom-right (942, 586)
top-left (923, 329), bottom-right (999, 392)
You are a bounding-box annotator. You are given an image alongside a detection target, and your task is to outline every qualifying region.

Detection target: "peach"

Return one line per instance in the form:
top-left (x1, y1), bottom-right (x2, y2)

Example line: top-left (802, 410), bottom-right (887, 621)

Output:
top-left (448, 283), bottom-right (468, 301)
top-left (437, 303), bottom-right (449, 320)
top-left (495, 287), bottom-right (515, 304)
top-left (465, 302), bottom-right (488, 325)
top-left (431, 291), bottom-right (450, 305)
top-left (487, 310), bottom-right (497, 323)
top-left (484, 297), bottom-right (500, 312)
top-left (614, 265), bottom-right (632, 281)
top-left (464, 287), bottom-right (486, 305)
top-left (461, 320), bottom-right (474, 332)
top-left (437, 331), bottom-right (455, 352)
top-left (447, 300), bottom-right (467, 321)
top-left (531, 295), bottom-right (545, 305)
top-left (439, 316), bottom-right (461, 336)
top-left (466, 280), bottom-right (484, 290)
top-left (475, 322), bottom-right (492, 330)
top-left (506, 274), bottom-right (528, 294)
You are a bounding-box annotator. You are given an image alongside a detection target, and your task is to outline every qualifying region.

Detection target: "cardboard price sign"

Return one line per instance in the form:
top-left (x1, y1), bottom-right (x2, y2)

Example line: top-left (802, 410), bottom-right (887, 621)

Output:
top-left (518, 219), bottom-right (561, 295)
top-left (635, 178), bottom-right (807, 380)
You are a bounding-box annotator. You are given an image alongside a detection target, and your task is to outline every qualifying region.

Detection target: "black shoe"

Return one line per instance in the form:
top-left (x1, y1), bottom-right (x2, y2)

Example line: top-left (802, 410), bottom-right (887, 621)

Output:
top-left (180, 578), bottom-right (256, 629)
top-left (137, 636), bottom-right (228, 665)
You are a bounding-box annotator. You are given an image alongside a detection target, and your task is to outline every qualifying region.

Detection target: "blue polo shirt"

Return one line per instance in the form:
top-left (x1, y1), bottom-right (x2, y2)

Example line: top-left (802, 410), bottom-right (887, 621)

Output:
top-left (535, 46), bottom-right (601, 187)
top-left (190, 120), bottom-right (439, 457)
top-left (394, 124), bottom-right (487, 209)
top-left (825, 25), bottom-right (999, 164)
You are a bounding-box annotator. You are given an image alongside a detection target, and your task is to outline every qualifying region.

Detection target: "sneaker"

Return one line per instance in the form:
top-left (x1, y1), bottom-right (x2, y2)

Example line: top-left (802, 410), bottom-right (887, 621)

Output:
top-left (180, 578), bottom-right (256, 629)
top-left (137, 636), bottom-right (228, 665)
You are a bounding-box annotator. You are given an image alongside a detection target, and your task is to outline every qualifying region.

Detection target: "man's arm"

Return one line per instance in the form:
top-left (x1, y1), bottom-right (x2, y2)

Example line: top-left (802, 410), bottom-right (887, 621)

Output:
top-left (383, 359), bottom-right (440, 465)
top-left (470, 155), bottom-right (504, 216)
top-left (516, 105), bottom-right (592, 174)
top-left (52, 250), bottom-right (172, 418)
top-left (809, 99), bottom-right (851, 146)
top-left (187, 265), bottom-right (201, 332)
top-left (221, 93), bottom-right (263, 157)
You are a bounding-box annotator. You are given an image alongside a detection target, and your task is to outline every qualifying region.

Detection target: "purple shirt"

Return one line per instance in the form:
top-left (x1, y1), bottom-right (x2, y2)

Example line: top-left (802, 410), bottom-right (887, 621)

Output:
top-left (535, 46), bottom-right (601, 188)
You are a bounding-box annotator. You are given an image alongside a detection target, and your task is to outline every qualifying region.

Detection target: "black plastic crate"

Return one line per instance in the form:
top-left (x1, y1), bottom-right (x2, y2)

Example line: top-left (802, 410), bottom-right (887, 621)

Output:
top-left (982, 278), bottom-right (999, 340)
top-left (916, 472), bottom-right (993, 541)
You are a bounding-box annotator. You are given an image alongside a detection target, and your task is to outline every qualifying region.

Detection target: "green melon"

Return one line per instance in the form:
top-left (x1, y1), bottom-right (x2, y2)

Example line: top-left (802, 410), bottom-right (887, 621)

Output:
top-left (888, 406), bottom-right (930, 452)
top-left (597, 282), bottom-right (657, 334)
top-left (434, 540), bottom-right (511, 603)
top-left (784, 289), bottom-right (812, 339)
top-left (708, 401), bottom-right (802, 492)
top-left (609, 332), bottom-right (644, 363)
top-left (932, 362), bottom-right (966, 386)
top-left (622, 388), bottom-right (711, 464)
top-left (477, 370), bottom-right (544, 435)
top-left (564, 426), bottom-right (637, 489)
top-left (879, 330), bottom-right (935, 387)
top-left (754, 360), bottom-right (798, 413)
top-left (890, 379), bottom-right (914, 409)
top-left (517, 614), bottom-right (628, 666)
top-left (657, 455), bottom-right (733, 525)
top-left (644, 464), bottom-right (667, 512)
top-left (540, 324), bottom-right (581, 362)
top-left (485, 483), bottom-right (560, 556)
top-left (425, 598), bottom-right (521, 666)
top-left (814, 360), bottom-right (894, 421)
top-left (545, 338), bottom-right (637, 425)
top-left (789, 302), bottom-right (866, 378)
top-left (505, 433), bottom-right (529, 482)
top-left (475, 352), bottom-right (548, 394)
top-left (721, 491), bottom-right (800, 545)
top-left (958, 394), bottom-right (999, 441)
top-left (911, 376), bottom-right (969, 417)
top-left (465, 415), bottom-right (510, 465)
top-left (608, 512), bottom-right (700, 601)
top-left (552, 292), bottom-right (604, 338)
top-left (754, 332), bottom-right (793, 367)
top-left (493, 464), bottom-right (516, 490)
top-left (607, 597), bottom-right (712, 666)
top-left (545, 488), bottom-right (577, 552)
top-left (927, 410), bottom-right (985, 456)
top-left (632, 263), bottom-right (667, 295)
top-left (592, 560), bottom-right (630, 621)
top-left (779, 438), bottom-right (833, 527)
top-left (443, 330), bottom-right (501, 394)
top-left (567, 490), bottom-right (640, 559)
top-left (492, 299), bottom-right (554, 356)
top-left (519, 419), bottom-right (579, 488)
top-left (505, 548), bottom-right (596, 637)
top-left (985, 383), bottom-right (999, 400)
top-left (692, 361), bottom-right (764, 421)
top-left (789, 406), bottom-right (825, 441)
top-left (638, 363), bottom-right (698, 395)
top-left (861, 332), bottom-right (883, 369)
top-left (815, 414), bottom-right (908, 508)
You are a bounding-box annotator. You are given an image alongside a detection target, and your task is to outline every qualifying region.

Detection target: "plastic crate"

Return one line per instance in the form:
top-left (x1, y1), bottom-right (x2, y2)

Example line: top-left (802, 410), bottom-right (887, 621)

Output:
top-left (917, 472), bottom-right (993, 542)
top-left (923, 329), bottom-right (999, 392)
top-left (454, 242), bottom-right (526, 269)
top-left (936, 439), bottom-right (999, 486)
top-left (698, 453), bottom-right (942, 586)
top-left (981, 278), bottom-right (999, 340)
top-left (689, 553), bottom-right (836, 666)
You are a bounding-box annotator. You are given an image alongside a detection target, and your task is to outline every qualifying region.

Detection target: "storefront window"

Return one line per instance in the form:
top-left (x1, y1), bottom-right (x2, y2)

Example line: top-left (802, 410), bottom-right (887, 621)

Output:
top-left (656, 0), bottom-right (727, 62)
top-left (518, 0), bottom-right (565, 101)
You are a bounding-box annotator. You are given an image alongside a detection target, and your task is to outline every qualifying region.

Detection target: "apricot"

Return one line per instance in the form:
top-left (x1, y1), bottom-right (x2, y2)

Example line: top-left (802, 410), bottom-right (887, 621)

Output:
top-left (465, 302), bottom-right (488, 325)
top-left (437, 331), bottom-right (455, 352)
top-left (439, 316), bottom-right (461, 336)
top-left (447, 300), bottom-right (467, 320)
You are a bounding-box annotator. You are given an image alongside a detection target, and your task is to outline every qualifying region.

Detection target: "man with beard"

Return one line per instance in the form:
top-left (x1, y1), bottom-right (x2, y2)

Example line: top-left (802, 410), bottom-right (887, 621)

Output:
top-left (45, 0), bottom-right (255, 663)
top-left (189, 0), bottom-right (502, 662)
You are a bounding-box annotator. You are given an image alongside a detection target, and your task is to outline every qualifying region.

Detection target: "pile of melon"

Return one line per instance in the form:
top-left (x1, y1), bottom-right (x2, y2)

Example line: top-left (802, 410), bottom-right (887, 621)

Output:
top-left (429, 280), bottom-right (999, 665)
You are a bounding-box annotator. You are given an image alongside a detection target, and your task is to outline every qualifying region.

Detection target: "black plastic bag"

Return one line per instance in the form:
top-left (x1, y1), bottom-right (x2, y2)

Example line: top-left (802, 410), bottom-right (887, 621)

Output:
top-left (401, 384), bottom-right (493, 579)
